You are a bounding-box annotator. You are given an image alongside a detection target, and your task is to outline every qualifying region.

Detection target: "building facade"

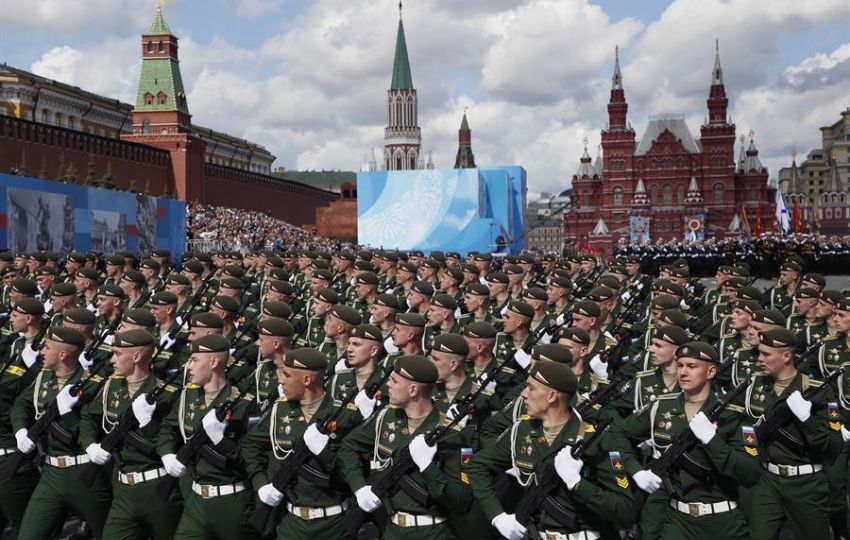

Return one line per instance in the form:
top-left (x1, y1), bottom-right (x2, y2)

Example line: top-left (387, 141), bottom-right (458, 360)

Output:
top-left (525, 192), bottom-right (569, 254)
top-left (564, 43), bottom-right (773, 256)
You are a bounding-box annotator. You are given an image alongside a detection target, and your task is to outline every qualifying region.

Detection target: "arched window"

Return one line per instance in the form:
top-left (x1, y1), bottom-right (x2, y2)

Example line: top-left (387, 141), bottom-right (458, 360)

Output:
top-left (713, 182), bottom-right (724, 203)
top-left (662, 184), bottom-right (672, 204)
top-left (146, 41), bottom-right (154, 53)
top-left (144, 92), bottom-right (154, 106)
top-left (612, 186), bottom-right (623, 205)
top-left (676, 184), bottom-right (685, 203)
top-left (650, 185), bottom-right (658, 204)
top-left (158, 41), bottom-right (165, 53)
top-left (826, 208), bottom-right (833, 219)
top-left (157, 91), bottom-right (167, 105)
top-left (141, 120), bottom-right (151, 134)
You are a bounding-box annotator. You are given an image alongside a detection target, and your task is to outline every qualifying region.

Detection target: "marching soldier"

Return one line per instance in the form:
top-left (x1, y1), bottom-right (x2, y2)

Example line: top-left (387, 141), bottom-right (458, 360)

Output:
top-left (368, 293), bottom-right (399, 341)
top-left (458, 283), bottom-right (494, 327)
top-left (232, 319), bottom-right (294, 410)
top-left (423, 294), bottom-right (461, 352)
top-left (327, 324), bottom-right (388, 417)
top-left (764, 261), bottom-right (802, 316)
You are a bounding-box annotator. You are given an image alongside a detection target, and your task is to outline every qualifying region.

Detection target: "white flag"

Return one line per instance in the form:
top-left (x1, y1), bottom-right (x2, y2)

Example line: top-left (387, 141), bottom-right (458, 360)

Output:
top-left (775, 190), bottom-right (790, 234)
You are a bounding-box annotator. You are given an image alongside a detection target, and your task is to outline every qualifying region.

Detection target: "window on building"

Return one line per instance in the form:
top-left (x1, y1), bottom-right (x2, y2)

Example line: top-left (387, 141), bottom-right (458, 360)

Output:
top-left (157, 92), bottom-right (167, 105)
top-left (142, 120), bottom-right (151, 134)
top-left (146, 41), bottom-right (153, 53)
top-left (144, 92), bottom-right (154, 106)
top-left (613, 186), bottom-right (623, 205)
top-left (676, 184), bottom-right (685, 203)
top-left (713, 182), bottom-right (724, 203)
top-left (662, 184), bottom-right (672, 204)
top-left (158, 41), bottom-right (165, 53)
top-left (650, 185), bottom-right (658, 204)
top-left (826, 208), bottom-right (833, 219)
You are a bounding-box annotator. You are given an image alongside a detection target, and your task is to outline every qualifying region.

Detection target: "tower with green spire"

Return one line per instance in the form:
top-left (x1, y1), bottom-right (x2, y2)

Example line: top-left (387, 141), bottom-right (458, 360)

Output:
top-left (384, 1), bottom-right (423, 171)
top-left (454, 111), bottom-right (476, 168)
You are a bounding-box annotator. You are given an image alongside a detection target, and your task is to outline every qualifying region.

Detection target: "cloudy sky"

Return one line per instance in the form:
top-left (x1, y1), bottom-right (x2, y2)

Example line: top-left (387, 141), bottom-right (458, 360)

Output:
top-left (2, 0), bottom-right (849, 197)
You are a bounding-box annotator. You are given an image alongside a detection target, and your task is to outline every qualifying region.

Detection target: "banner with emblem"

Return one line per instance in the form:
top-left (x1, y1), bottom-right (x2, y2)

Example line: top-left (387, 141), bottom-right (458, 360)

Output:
top-left (683, 213), bottom-right (706, 241)
top-left (628, 216), bottom-right (650, 243)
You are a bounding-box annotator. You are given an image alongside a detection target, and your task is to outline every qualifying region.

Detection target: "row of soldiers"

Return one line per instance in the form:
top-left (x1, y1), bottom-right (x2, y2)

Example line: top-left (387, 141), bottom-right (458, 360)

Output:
top-left (0, 245), bottom-right (848, 539)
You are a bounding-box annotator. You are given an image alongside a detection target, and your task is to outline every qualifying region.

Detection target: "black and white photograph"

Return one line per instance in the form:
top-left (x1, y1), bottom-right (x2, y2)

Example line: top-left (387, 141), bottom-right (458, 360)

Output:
top-left (90, 209), bottom-right (127, 255)
top-left (136, 194), bottom-right (157, 255)
top-left (7, 187), bottom-right (74, 256)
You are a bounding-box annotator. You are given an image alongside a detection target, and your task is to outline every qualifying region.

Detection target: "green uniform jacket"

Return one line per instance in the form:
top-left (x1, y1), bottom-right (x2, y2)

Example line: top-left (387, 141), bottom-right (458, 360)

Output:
top-left (0, 336), bottom-right (40, 448)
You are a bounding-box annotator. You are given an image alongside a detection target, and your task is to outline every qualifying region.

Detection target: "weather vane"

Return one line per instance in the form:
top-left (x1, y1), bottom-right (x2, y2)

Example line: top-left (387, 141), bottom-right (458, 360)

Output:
top-left (158, 0), bottom-right (165, 8)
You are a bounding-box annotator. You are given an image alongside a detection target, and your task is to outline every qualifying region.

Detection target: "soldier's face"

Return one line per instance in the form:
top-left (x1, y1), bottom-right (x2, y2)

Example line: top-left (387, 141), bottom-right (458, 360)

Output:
top-left (558, 338), bottom-right (585, 364)
top-left (406, 292), bottom-right (424, 309)
top-left (757, 345), bottom-right (792, 375)
top-left (368, 304), bottom-right (392, 324)
top-left (715, 272), bottom-right (728, 285)
top-left (463, 294), bottom-right (484, 312)
top-left (779, 270), bottom-right (797, 286)
top-left (731, 308), bottom-right (751, 331)
top-left (10, 310), bottom-right (28, 332)
top-left (40, 340), bottom-right (63, 370)
top-left (97, 296), bottom-right (118, 315)
top-left (488, 283), bottom-right (506, 297)
top-left (347, 337), bottom-right (377, 368)
top-left (625, 263), bottom-right (639, 276)
top-left (51, 296), bottom-right (71, 312)
top-left (387, 372), bottom-right (413, 406)
top-left (794, 298), bottom-right (816, 316)
top-left (429, 351), bottom-right (459, 382)
top-left (521, 377), bottom-right (557, 418)
top-left (140, 268), bottom-right (156, 281)
top-left (570, 313), bottom-right (593, 332)
top-left (111, 347), bottom-right (141, 377)
top-left (189, 327), bottom-right (218, 343)
top-left (834, 310), bottom-right (850, 334)
top-left (312, 299), bottom-right (333, 318)
top-left (745, 322), bottom-right (771, 347)
top-left (817, 301), bottom-right (834, 319)
top-left (676, 358), bottom-right (715, 393)
top-left (580, 261), bottom-right (594, 273)
top-left (187, 353), bottom-right (218, 386)
top-left (427, 307), bottom-right (450, 326)
top-left (649, 338), bottom-right (676, 366)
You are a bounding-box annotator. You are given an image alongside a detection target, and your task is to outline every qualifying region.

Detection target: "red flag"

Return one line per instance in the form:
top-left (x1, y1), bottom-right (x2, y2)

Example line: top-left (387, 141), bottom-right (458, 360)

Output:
top-left (792, 200), bottom-right (802, 234)
top-left (755, 205), bottom-right (762, 237)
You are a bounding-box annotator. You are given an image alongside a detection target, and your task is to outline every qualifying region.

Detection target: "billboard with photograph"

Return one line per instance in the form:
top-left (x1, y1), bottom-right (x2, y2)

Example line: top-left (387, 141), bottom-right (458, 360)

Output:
top-left (0, 174), bottom-right (185, 257)
top-left (356, 166), bottom-right (526, 254)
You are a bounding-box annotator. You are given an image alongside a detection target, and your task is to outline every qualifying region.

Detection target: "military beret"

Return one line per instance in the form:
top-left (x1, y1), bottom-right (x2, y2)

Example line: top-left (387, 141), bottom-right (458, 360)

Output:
top-left (597, 275), bottom-right (621, 291)
top-left (139, 259), bottom-right (161, 271)
top-left (422, 259), bottom-right (442, 270)
top-left (166, 273), bottom-right (191, 286)
top-left (759, 328), bottom-right (797, 349)
top-left (66, 252), bottom-right (87, 264)
top-left (77, 268), bottom-right (101, 281)
top-left (658, 309), bottom-right (688, 328)
top-left (655, 325), bottom-right (690, 346)
top-left (523, 287), bottom-right (547, 302)
top-left (573, 300), bottom-right (601, 318)
top-left (557, 327), bottom-right (590, 346)
top-left (149, 292), bottom-right (178, 306)
top-left (396, 312), bottom-right (427, 328)
top-left (607, 265), bottom-right (628, 276)
top-left (431, 334), bottom-right (469, 356)
top-left (35, 266), bottom-right (57, 277)
top-left (587, 286), bottom-right (616, 302)
top-left (431, 294), bottom-right (458, 310)
top-left (12, 278), bottom-right (38, 296)
top-left (268, 268), bottom-right (290, 282)
top-left (729, 265), bottom-right (750, 278)
top-left (669, 266), bottom-right (690, 278)
top-left (835, 297), bottom-right (850, 312)
top-left (314, 288), bottom-right (339, 305)
top-left (398, 262), bottom-right (419, 274)
top-left (723, 277), bottom-right (747, 290)
top-left (503, 264), bottom-right (524, 276)
top-left (821, 290), bottom-right (845, 305)
top-left (300, 250), bottom-right (318, 259)
top-left (258, 318), bottom-right (294, 337)
top-left (737, 287), bottom-right (762, 302)
top-left (122, 270), bottom-right (145, 285)
top-left (179, 252), bottom-right (195, 263)
top-left (14, 297), bottom-right (44, 315)
top-left (46, 326), bottom-right (85, 348)
top-left (462, 322), bottom-right (498, 339)
top-left (219, 277), bottom-right (245, 290)
top-left (183, 260), bottom-right (204, 274)
top-left (123, 309), bottom-right (156, 328)
top-left (487, 272), bottom-right (509, 285)
top-left (529, 361), bottom-right (577, 394)
top-left (338, 251), bottom-right (356, 262)
top-left (651, 294), bottom-right (681, 310)
top-left (445, 267), bottom-right (464, 282)
top-left (410, 281), bottom-right (435, 297)
top-left (106, 254), bottom-right (126, 266)
top-left (191, 334), bottom-right (230, 354)
top-left (676, 341), bottom-right (718, 363)
top-left (549, 277), bottom-right (572, 290)
top-left (112, 329), bottom-right (155, 348)
top-left (330, 305), bottom-right (362, 326)
top-left (751, 309), bottom-right (786, 327)
top-left (657, 281), bottom-right (686, 297)
top-left (795, 287), bottom-right (820, 300)
top-left (349, 324), bottom-right (383, 342)
top-left (312, 269), bottom-right (333, 281)
top-left (383, 252), bottom-right (399, 263)
top-left (353, 261), bottom-right (375, 273)
top-left (190, 312), bottom-right (224, 329)
top-left (370, 294), bottom-right (396, 310)
top-left (269, 280), bottom-right (295, 295)
top-left (152, 249), bottom-right (171, 258)
top-left (802, 273), bottom-right (826, 288)
top-left (63, 308), bottom-right (96, 325)
top-left (465, 283), bottom-right (490, 297)
top-left (99, 284), bottom-right (125, 298)
top-left (356, 272), bottom-right (380, 285)
top-left (473, 253), bottom-right (493, 262)
top-left (462, 264), bottom-right (480, 275)
top-left (212, 295), bottom-right (240, 313)
top-left (394, 355), bottom-right (438, 384)
top-left (780, 261), bottom-right (802, 273)
top-left (732, 299), bottom-right (762, 316)
top-left (356, 250), bottom-right (374, 262)
top-left (531, 343), bottom-right (572, 364)
top-left (284, 347), bottom-right (328, 371)
top-left (28, 253), bottom-right (47, 262)
top-left (221, 265), bottom-right (245, 279)
top-left (50, 282), bottom-right (77, 297)
top-left (194, 253), bottom-right (212, 264)
top-left (266, 256), bottom-right (284, 268)
top-left (507, 300), bottom-right (534, 319)
top-left (262, 301), bottom-right (293, 319)
top-left (517, 254), bottom-right (535, 264)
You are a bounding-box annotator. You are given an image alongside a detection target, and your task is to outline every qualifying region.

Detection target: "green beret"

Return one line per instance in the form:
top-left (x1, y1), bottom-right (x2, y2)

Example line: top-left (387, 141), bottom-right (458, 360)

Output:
top-left (166, 273), bottom-right (190, 286)
top-left (557, 327), bottom-right (590, 346)
top-left (759, 328), bottom-right (797, 349)
top-left (14, 297), bottom-right (44, 315)
top-left (821, 290), bottom-right (844, 306)
top-left (422, 259), bottom-right (441, 270)
top-left (353, 261), bottom-right (374, 272)
top-left (507, 300), bottom-right (533, 318)
top-left (795, 287), bottom-right (820, 300)
top-left (375, 294), bottom-right (400, 309)
top-left (50, 282), bottom-right (78, 297)
top-left (356, 250), bottom-right (373, 261)
top-left (733, 299), bottom-right (762, 316)
top-left (529, 361), bottom-right (577, 394)
top-left (523, 287), bottom-right (547, 302)
top-left (752, 309), bottom-right (786, 327)
top-left (462, 264), bottom-right (480, 275)
top-left (269, 280), bottom-right (295, 295)
top-left (330, 305), bottom-right (362, 326)
top-left (63, 308), bottom-right (96, 325)
top-left (356, 272), bottom-right (380, 285)
top-left (28, 253), bottom-right (47, 263)
top-left (315, 288), bottom-right (339, 305)
top-left (123, 309), bottom-right (156, 328)
top-left (212, 295), bottom-right (240, 313)
top-left (66, 252), bottom-right (87, 264)
top-left (608, 265), bottom-right (628, 275)
top-left (573, 300), bottom-right (601, 318)
top-left (266, 256), bottom-right (284, 268)
top-left (657, 281), bottom-right (687, 297)
top-left (651, 295), bottom-right (681, 310)
top-left (729, 265), bottom-right (750, 278)
top-left (394, 355), bottom-right (438, 384)
top-left (502, 264), bottom-right (522, 276)
top-left (487, 272), bottom-right (509, 285)
top-left (737, 287), bottom-right (762, 302)
top-left (11, 279), bottom-right (38, 296)
top-left (654, 325), bottom-right (690, 346)
top-left (190, 312), bottom-right (224, 329)
top-left (349, 324), bottom-right (383, 342)
top-left (122, 270), bottom-right (145, 285)
top-left (473, 253), bottom-right (493, 262)
top-left (586, 286), bottom-right (615, 302)
top-left (312, 269), bottom-right (333, 281)
top-left (669, 266), bottom-right (689, 278)
top-left (46, 326), bottom-right (85, 348)
top-left (338, 251), bottom-right (356, 262)
top-left (219, 277), bottom-right (245, 290)
top-left (268, 268), bottom-right (290, 281)
top-left (411, 281), bottom-right (435, 296)
top-left (35, 266), bottom-right (57, 277)
top-left (284, 347), bottom-right (328, 371)
top-left (431, 334), bottom-right (469, 356)
top-left (99, 284), bottom-right (125, 298)
top-left (518, 254), bottom-right (536, 264)
top-left (780, 261), bottom-right (802, 273)
top-left (152, 249), bottom-right (171, 258)
top-left (191, 334), bottom-right (230, 354)
top-left (112, 329), bottom-right (155, 348)
top-left (549, 277), bottom-right (572, 290)
top-left (465, 283), bottom-right (489, 297)
top-left (106, 255), bottom-right (125, 266)
top-left (835, 297), bottom-right (850, 313)
top-left (150, 292), bottom-right (178, 306)
top-left (802, 273), bottom-right (826, 288)
top-left (396, 312), bottom-right (426, 328)
top-left (183, 261), bottom-right (204, 274)
top-left (723, 277), bottom-right (747, 290)
top-left (431, 294), bottom-right (457, 310)
top-left (462, 322), bottom-right (498, 339)
top-left (262, 301), bottom-right (293, 319)
top-left (77, 268), bottom-right (101, 281)
top-left (398, 262), bottom-right (419, 274)
top-left (597, 275), bottom-right (621, 291)
top-left (194, 253), bottom-right (212, 264)
top-left (222, 265), bottom-right (245, 279)
top-left (445, 267), bottom-right (464, 281)
top-left (676, 341), bottom-right (719, 363)
top-left (139, 259), bottom-right (161, 271)
top-left (258, 319), bottom-right (294, 337)
top-left (532, 343), bottom-right (572, 364)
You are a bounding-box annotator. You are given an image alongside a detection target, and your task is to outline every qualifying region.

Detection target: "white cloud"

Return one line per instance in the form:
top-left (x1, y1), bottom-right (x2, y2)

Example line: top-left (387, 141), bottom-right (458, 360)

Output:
top-left (234, 0), bottom-right (284, 17)
top-left (0, 0), bottom-right (161, 36)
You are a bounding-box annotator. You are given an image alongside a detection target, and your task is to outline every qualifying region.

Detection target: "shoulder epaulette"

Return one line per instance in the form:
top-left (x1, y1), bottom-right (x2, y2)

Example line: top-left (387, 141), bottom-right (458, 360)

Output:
top-left (109, 374), bottom-right (126, 380)
top-left (657, 392), bottom-right (681, 400)
top-left (88, 374), bottom-right (103, 383)
top-left (185, 383), bottom-right (200, 389)
top-left (241, 392), bottom-right (255, 401)
top-left (276, 395), bottom-right (288, 402)
top-left (636, 369), bottom-right (655, 377)
top-left (725, 403), bottom-right (745, 413)
top-left (519, 414), bottom-right (533, 421)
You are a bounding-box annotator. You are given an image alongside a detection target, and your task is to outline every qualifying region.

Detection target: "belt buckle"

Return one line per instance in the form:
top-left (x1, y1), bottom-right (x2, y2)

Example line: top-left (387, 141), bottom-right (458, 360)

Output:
top-left (398, 513), bottom-right (408, 527)
top-left (546, 533), bottom-right (557, 540)
top-left (778, 465), bottom-right (790, 477)
top-left (57, 456), bottom-right (67, 468)
top-left (688, 502), bottom-right (701, 517)
top-left (127, 474), bottom-right (136, 486)
top-left (201, 485), bottom-right (211, 498)
top-left (299, 507), bottom-right (310, 520)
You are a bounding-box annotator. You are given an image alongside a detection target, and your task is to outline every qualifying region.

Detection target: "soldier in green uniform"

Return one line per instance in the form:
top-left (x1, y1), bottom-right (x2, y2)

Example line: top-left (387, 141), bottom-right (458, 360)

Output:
top-left (155, 311), bottom-right (222, 381)
top-left (728, 310), bottom-right (786, 389)
top-left (157, 334), bottom-right (261, 539)
top-left (60, 252), bottom-right (86, 285)
top-left (338, 355), bottom-right (472, 539)
top-left (468, 360), bottom-right (633, 540)
top-left (787, 287), bottom-right (821, 336)
top-left (242, 347), bottom-right (361, 539)
top-left (824, 298), bottom-right (850, 538)
top-left (79, 329), bottom-right (182, 539)
top-left (487, 272), bottom-right (511, 320)
top-left (74, 267), bottom-right (101, 309)
top-left (164, 273), bottom-right (194, 315)
top-left (319, 305), bottom-right (362, 373)
top-left (103, 255), bottom-right (125, 287)
top-left (351, 271), bottom-right (380, 320)
top-left (568, 299), bottom-right (614, 360)
top-left (13, 327), bottom-right (113, 539)
top-left (326, 324), bottom-right (388, 418)
top-left (522, 287), bottom-right (552, 335)
top-left (386, 312), bottom-right (427, 358)
top-left (546, 276), bottom-right (573, 325)
top-left (299, 287), bottom-right (337, 348)
top-left (494, 300), bottom-right (536, 369)
top-left (744, 328), bottom-right (842, 540)
top-left (140, 258), bottom-right (165, 296)
top-left (233, 319), bottom-right (293, 412)
top-left (423, 294), bottom-right (461, 352)
top-left (0, 298), bottom-right (44, 532)
top-left (120, 270), bottom-right (149, 310)
top-left (46, 282), bottom-right (78, 326)
top-left (64, 307), bottom-right (112, 372)
top-left (713, 299), bottom-right (760, 389)
top-left (610, 341), bottom-right (762, 539)
top-left (368, 293), bottom-right (399, 341)
top-left (764, 261), bottom-right (802, 317)
top-left (458, 283), bottom-right (494, 327)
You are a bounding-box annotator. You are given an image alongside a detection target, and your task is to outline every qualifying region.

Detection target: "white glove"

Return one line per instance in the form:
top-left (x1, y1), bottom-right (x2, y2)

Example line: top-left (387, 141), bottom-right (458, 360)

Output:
top-left (556, 313), bottom-right (566, 326)
top-left (589, 354), bottom-right (609, 380)
top-left (303, 423), bottom-right (329, 456)
top-left (159, 332), bottom-right (176, 350)
top-left (162, 453), bottom-right (186, 477)
top-left (787, 390), bottom-right (812, 423)
top-left (132, 394), bottom-right (157, 428)
top-left (540, 332), bottom-right (553, 344)
top-left (86, 303), bottom-right (97, 313)
top-left (202, 410), bottom-right (227, 445)
top-left (554, 445), bottom-right (583, 490)
top-left (621, 291), bottom-right (632, 302)
top-left (633, 470), bottom-right (663, 493)
top-left (334, 358), bottom-right (348, 373)
top-left (842, 426), bottom-right (850, 444)
top-left (15, 429), bottom-right (35, 454)
top-left (104, 333), bottom-right (115, 345)
top-left (409, 434), bottom-right (437, 473)
top-left (688, 411), bottom-right (717, 445)
top-left (21, 344), bottom-right (39, 368)
top-left (354, 389), bottom-right (377, 419)
top-left (86, 443), bottom-right (111, 465)
top-left (258, 483), bottom-right (284, 507)
top-left (447, 403), bottom-right (469, 429)
top-left (78, 351), bottom-right (93, 371)
top-left (491, 512), bottom-right (527, 540)
top-left (175, 315), bottom-right (185, 327)
top-left (383, 336), bottom-right (399, 354)
top-left (56, 385), bottom-right (79, 415)
top-left (354, 486), bottom-right (382, 512)
top-left (229, 348), bottom-right (236, 359)
top-left (513, 348), bottom-right (532, 369)
top-left (43, 299), bottom-right (53, 313)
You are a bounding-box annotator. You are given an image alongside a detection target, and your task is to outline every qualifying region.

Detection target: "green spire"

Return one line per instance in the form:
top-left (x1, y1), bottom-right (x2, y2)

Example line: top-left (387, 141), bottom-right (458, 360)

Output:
top-left (390, 5), bottom-right (413, 90)
top-left (460, 112), bottom-right (469, 131)
top-left (149, 4), bottom-right (171, 35)
top-left (135, 4), bottom-right (189, 115)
